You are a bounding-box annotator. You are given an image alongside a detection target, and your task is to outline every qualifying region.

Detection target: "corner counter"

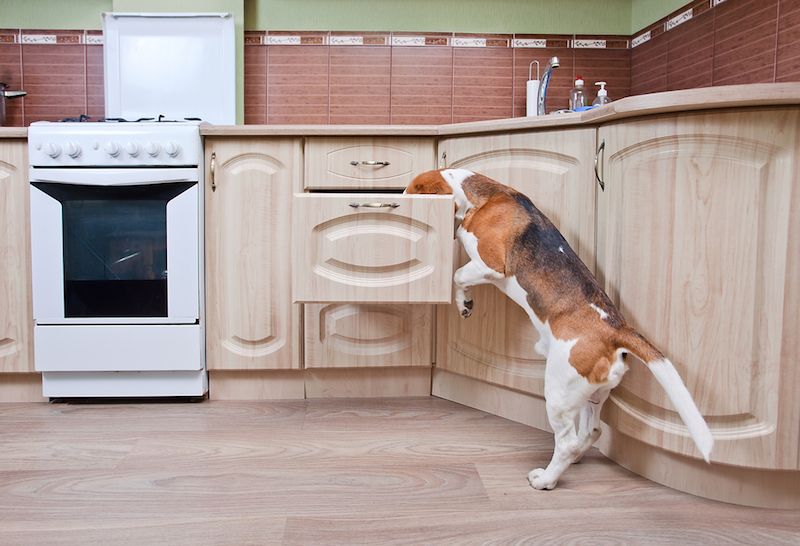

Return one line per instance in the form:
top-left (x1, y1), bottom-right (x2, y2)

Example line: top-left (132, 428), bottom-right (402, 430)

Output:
top-left (4, 84), bottom-right (800, 508)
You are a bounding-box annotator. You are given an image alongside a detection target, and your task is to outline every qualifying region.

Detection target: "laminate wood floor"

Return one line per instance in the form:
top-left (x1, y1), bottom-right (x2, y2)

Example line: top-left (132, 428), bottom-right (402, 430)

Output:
top-left (0, 397), bottom-right (798, 545)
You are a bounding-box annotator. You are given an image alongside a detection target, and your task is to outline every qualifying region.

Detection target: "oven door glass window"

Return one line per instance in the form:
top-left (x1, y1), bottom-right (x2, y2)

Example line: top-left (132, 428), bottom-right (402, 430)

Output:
top-left (31, 182), bottom-right (194, 318)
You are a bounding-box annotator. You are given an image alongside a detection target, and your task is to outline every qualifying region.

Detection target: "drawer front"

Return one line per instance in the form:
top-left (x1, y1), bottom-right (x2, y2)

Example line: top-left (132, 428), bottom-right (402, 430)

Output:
top-left (305, 137), bottom-right (435, 189)
top-left (304, 304), bottom-right (434, 368)
top-left (293, 194), bottom-right (454, 303)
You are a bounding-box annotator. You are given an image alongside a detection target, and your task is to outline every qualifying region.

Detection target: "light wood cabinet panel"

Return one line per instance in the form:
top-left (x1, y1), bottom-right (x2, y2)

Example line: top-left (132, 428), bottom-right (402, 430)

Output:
top-left (304, 304), bottom-right (433, 368)
top-left (293, 193), bottom-right (454, 303)
top-left (596, 109), bottom-right (800, 470)
top-left (0, 140), bottom-right (33, 374)
top-left (305, 137), bottom-right (435, 190)
top-left (205, 138), bottom-right (301, 370)
top-left (435, 128), bottom-right (597, 398)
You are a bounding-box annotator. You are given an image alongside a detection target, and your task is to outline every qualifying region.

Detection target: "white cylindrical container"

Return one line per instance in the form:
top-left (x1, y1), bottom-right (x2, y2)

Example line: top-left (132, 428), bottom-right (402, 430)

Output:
top-left (526, 79), bottom-right (541, 117)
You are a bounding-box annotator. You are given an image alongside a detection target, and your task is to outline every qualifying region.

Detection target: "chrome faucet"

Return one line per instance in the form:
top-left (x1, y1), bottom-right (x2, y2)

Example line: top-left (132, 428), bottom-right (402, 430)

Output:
top-left (536, 56), bottom-right (560, 116)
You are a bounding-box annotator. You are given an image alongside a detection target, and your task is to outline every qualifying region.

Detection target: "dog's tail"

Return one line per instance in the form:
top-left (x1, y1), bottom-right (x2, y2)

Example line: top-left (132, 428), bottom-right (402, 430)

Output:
top-left (616, 327), bottom-right (714, 463)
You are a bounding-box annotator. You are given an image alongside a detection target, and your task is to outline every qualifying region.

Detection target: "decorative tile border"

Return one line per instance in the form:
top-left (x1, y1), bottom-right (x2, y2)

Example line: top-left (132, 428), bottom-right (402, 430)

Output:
top-left (329, 35), bottom-right (364, 46)
top-left (21, 34), bottom-right (57, 44)
top-left (631, 31), bottom-right (651, 48)
top-left (452, 37), bottom-right (486, 48)
top-left (665, 8), bottom-right (693, 31)
top-left (512, 38), bottom-right (547, 48)
top-left (84, 34), bottom-right (103, 45)
top-left (572, 39), bottom-right (606, 49)
top-left (391, 36), bottom-right (426, 46)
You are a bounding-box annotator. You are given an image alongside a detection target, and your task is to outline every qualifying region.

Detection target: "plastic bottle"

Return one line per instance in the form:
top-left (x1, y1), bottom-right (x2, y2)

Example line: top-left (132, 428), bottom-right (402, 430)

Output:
top-left (592, 81), bottom-right (611, 106)
top-left (569, 76), bottom-right (586, 111)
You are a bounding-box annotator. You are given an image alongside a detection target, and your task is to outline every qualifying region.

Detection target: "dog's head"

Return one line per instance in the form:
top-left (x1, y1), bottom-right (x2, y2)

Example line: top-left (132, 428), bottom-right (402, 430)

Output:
top-left (404, 169), bottom-right (454, 195)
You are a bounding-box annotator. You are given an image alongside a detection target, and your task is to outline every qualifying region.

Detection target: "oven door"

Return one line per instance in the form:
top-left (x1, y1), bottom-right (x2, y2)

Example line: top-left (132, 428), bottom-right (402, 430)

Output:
top-left (30, 167), bottom-right (200, 325)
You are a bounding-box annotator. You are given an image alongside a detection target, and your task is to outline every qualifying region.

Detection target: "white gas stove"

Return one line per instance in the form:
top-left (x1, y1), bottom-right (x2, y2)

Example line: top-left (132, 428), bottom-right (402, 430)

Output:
top-left (28, 119), bottom-right (207, 398)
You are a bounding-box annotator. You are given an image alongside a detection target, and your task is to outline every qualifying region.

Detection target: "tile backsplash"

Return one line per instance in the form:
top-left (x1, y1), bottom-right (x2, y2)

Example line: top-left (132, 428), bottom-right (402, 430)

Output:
top-left (2, 0), bottom-right (799, 127)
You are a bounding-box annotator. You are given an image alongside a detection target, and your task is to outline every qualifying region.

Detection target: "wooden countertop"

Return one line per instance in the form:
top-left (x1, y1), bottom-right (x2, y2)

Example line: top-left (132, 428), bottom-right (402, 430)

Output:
top-left (0, 127), bottom-right (27, 138)
top-left (4, 84), bottom-right (799, 140)
top-left (202, 83), bottom-right (800, 137)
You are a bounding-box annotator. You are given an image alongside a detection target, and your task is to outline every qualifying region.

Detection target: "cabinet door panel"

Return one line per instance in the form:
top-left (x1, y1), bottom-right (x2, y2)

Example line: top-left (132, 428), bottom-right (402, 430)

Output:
top-left (436, 129), bottom-right (597, 397)
top-left (0, 140), bottom-right (33, 373)
top-left (305, 304), bottom-right (433, 368)
top-left (597, 109), bottom-right (800, 469)
top-left (293, 194), bottom-right (454, 303)
top-left (205, 139), bottom-right (301, 370)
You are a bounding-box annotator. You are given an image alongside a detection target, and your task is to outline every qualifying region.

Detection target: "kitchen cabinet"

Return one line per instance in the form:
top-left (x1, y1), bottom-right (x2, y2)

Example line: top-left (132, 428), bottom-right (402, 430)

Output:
top-left (304, 137), bottom-right (435, 190)
top-left (204, 138), bottom-right (302, 370)
top-left (434, 128), bottom-right (597, 398)
top-left (0, 139), bottom-right (33, 374)
top-left (304, 304), bottom-right (433, 368)
top-left (596, 109), bottom-right (800, 471)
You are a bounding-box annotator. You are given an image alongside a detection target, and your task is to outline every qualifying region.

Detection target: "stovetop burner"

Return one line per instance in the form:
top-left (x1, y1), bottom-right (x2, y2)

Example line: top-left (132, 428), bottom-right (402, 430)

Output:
top-left (58, 114), bottom-right (203, 123)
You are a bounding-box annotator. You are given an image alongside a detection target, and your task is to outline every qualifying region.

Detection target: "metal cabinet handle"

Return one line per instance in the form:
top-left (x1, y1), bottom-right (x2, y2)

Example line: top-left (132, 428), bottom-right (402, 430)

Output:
top-left (348, 202), bottom-right (400, 209)
top-left (210, 152), bottom-right (217, 192)
top-left (439, 150), bottom-right (447, 168)
top-left (350, 160), bottom-right (391, 166)
top-left (594, 139), bottom-right (605, 192)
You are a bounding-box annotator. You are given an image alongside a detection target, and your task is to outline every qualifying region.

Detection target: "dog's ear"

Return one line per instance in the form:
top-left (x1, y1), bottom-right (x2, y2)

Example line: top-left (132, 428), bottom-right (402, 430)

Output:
top-left (406, 170), bottom-right (453, 195)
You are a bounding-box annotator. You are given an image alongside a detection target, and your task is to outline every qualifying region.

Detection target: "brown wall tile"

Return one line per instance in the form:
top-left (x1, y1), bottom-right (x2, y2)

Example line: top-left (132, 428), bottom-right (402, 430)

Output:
top-left (667, 7), bottom-right (714, 90)
top-left (22, 43), bottom-right (86, 123)
top-left (453, 47), bottom-right (513, 123)
top-left (244, 44), bottom-right (266, 124)
top-left (713, 0), bottom-right (779, 85)
top-left (328, 46), bottom-right (390, 124)
top-left (631, 38), bottom-right (667, 95)
top-left (390, 46), bottom-right (453, 125)
top-left (0, 43), bottom-right (23, 126)
top-left (85, 44), bottom-right (103, 121)
top-left (267, 45), bottom-right (329, 125)
top-left (776, 0), bottom-right (800, 82)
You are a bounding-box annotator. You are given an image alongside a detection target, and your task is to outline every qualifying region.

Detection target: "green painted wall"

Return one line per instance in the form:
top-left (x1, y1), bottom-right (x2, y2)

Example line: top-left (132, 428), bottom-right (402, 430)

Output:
top-left (1, 0), bottom-right (689, 35)
top-left (244, 0), bottom-right (632, 35)
top-left (630, 0), bottom-right (690, 32)
top-left (0, 0), bottom-right (112, 29)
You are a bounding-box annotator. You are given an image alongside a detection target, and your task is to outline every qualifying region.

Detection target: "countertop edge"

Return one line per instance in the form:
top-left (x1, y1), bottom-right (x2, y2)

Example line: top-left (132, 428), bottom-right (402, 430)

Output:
top-left (0, 128), bottom-right (28, 138)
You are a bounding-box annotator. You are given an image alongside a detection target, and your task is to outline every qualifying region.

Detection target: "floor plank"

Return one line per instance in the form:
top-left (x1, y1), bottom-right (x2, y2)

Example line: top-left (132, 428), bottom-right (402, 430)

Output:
top-left (0, 397), bottom-right (797, 545)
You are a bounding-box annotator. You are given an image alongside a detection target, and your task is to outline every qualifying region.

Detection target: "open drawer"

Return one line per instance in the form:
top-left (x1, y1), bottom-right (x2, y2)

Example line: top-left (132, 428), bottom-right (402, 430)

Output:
top-left (293, 194), bottom-right (454, 303)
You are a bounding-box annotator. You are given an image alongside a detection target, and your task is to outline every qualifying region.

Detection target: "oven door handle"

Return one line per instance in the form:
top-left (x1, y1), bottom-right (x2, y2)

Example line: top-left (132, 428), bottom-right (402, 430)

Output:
top-left (28, 167), bottom-right (200, 185)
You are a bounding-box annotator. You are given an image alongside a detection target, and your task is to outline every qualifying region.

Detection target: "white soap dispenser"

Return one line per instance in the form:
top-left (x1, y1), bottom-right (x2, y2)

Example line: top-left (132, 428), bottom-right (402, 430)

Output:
top-left (593, 81), bottom-right (611, 106)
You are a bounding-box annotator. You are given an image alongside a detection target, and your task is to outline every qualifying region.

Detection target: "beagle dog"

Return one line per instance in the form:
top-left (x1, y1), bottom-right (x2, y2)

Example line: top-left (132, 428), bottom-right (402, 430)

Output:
top-left (406, 168), bottom-right (713, 490)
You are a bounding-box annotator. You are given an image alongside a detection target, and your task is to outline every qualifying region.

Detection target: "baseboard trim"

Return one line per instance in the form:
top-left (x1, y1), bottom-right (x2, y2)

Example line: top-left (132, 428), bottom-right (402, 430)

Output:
top-left (431, 369), bottom-right (550, 432)
top-left (0, 373), bottom-right (46, 402)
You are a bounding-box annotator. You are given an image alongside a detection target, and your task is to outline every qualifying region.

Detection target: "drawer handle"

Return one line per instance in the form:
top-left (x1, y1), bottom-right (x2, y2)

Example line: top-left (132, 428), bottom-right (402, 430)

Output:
top-left (350, 160), bottom-right (391, 166)
top-left (349, 202), bottom-right (400, 209)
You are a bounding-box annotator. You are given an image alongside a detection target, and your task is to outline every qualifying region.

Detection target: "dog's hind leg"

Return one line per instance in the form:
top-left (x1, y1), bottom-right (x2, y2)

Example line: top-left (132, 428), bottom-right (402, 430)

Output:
top-left (572, 387), bottom-right (610, 463)
top-left (529, 343), bottom-right (594, 490)
top-left (453, 260), bottom-right (495, 318)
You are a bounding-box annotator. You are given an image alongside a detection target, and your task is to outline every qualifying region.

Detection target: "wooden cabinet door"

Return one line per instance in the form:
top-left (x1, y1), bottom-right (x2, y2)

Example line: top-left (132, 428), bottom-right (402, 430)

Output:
top-left (0, 140), bottom-right (33, 373)
top-left (597, 109), bottom-right (800, 469)
top-left (293, 194), bottom-right (454, 303)
top-left (436, 128), bottom-right (597, 397)
top-left (205, 138), bottom-right (301, 370)
top-left (304, 304), bottom-right (433, 368)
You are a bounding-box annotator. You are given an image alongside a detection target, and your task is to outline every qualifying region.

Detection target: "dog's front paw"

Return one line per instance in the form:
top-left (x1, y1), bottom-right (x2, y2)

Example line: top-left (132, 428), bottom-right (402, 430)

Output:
top-left (458, 299), bottom-right (473, 318)
top-left (528, 468), bottom-right (557, 490)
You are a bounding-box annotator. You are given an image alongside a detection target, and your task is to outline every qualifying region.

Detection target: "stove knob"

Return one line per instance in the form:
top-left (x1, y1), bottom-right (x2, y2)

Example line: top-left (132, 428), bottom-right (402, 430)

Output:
top-left (45, 142), bottom-right (62, 159)
top-left (145, 142), bottom-right (161, 157)
top-left (125, 142), bottom-right (141, 157)
top-left (104, 142), bottom-right (121, 158)
top-left (66, 142), bottom-right (82, 159)
top-left (164, 141), bottom-right (181, 158)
